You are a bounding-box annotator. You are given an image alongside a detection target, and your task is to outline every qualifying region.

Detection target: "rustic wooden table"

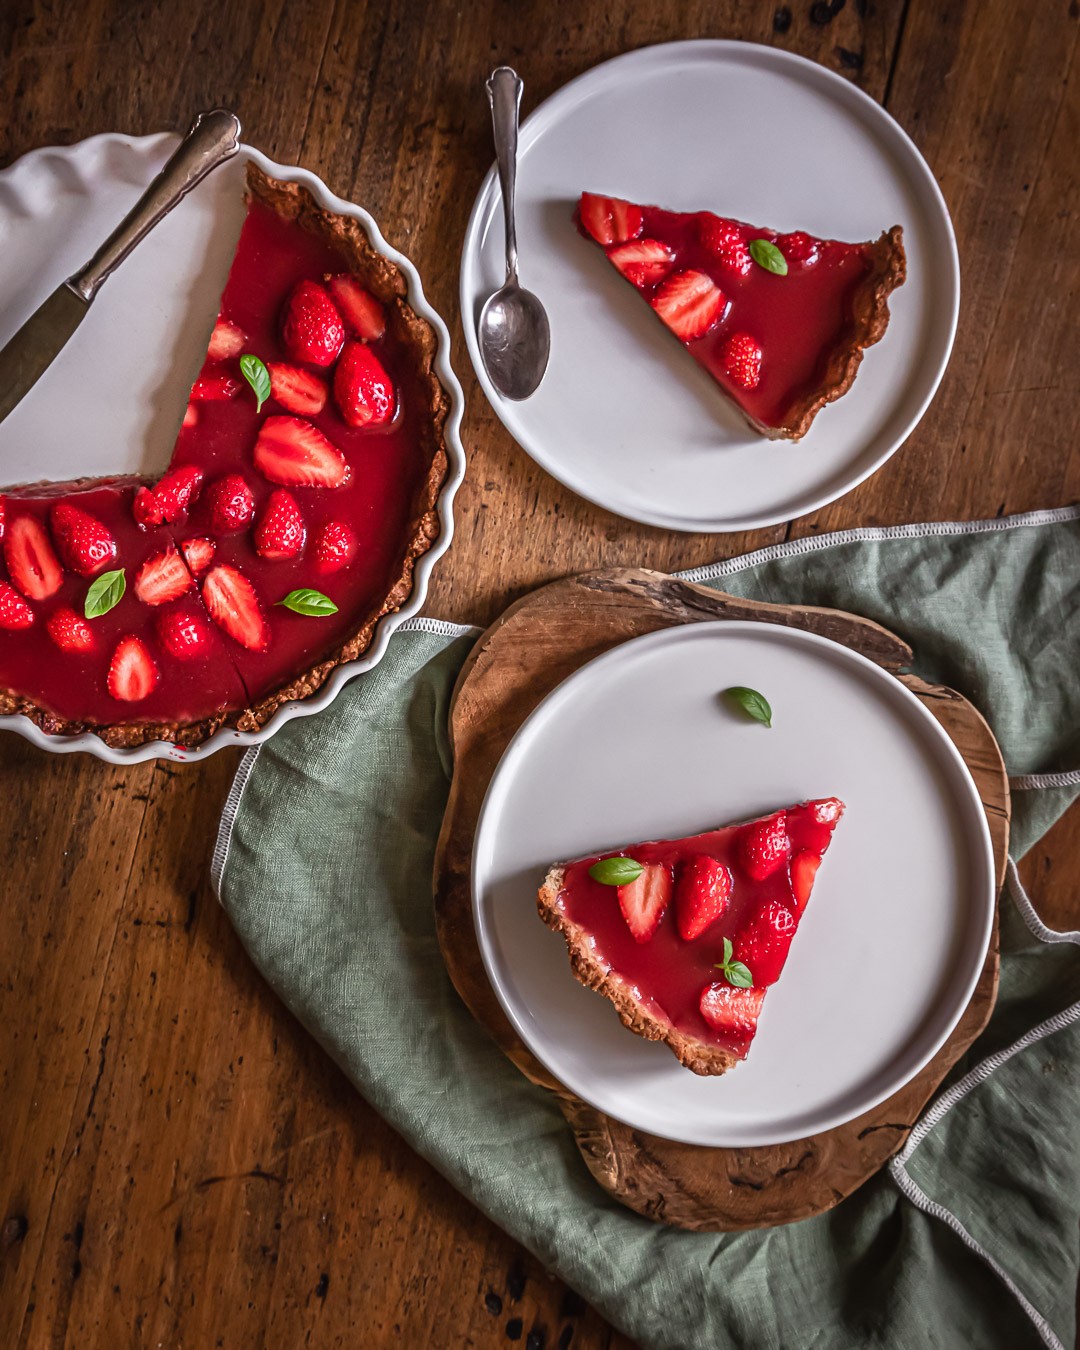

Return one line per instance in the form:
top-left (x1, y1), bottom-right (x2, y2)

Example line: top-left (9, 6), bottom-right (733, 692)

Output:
top-left (1, 1), bottom-right (1077, 1346)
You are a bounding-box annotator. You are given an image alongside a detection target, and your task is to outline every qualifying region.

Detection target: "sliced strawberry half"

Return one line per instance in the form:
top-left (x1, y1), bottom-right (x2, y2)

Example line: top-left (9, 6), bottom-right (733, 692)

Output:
top-left (202, 565), bottom-right (270, 651)
top-left (738, 811), bottom-right (789, 881)
top-left (606, 239), bottom-right (674, 288)
top-left (616, 863), bottom-right (673, 943)
top-left (719, 332), bottom-right (762, 390)
top-left (49, 502), bottom-right (117, 577)
top-left (107, 635), bottom-right (158, 702)
top-left (674, 856), bottom-right (732, 941)
top-left (180, 537), bottom-right (215, 574)
top-left (736, 898), bottom-right (797, 987)
top-left (134, 548), bottom-right (193, 606)
top-left (0, 580), bottom-right (34, 630)
top-left (268, 363), bottom-right (328, 416)
top-left (254, 489), bottom-right (306, 560)
top-left (650, 270), bottom-right (727, 342)
top-left (281, 279), bottom-right (345, 367)
top-left (325, 274), bottom-right (385, 340)
top-left (4, 515), bottom-right (63, 600)
top-left (206, 317), bottom-right (247, 360)
top-left (205, 473), bottom-right (255, 532)
top-left (333, 341), bottom-right (395, 428)
top-left (579, 192), bottom-right (644, 247)
top-left (790, 851), bottom-right (821, 912)
top-left (191, 366), bottom-right (242, 401)
top-left (46, 606), bottom-right (93, 652)
top-left (312, 520), bottom-right (358, 573)
top-left (809, 797), bottom-right (844, 825)
top-left (182, 403), bottom-right (199, 431)
top-left (699, 983), bottom-right (765, 1037)
top-left (155, 608), bottom-right (213, 661)
top-left (253, 416), bottom-right (349, 489)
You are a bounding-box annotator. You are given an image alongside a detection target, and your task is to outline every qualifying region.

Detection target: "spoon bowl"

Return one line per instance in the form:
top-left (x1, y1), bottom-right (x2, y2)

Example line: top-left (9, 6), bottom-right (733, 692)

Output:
top-left (479, 281), bottom-right (550, 401)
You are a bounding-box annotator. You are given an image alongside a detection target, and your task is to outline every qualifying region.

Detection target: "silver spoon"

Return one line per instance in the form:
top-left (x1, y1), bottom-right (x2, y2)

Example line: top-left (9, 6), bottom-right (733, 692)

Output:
top-left (478, 66), bottom-right (550, 400)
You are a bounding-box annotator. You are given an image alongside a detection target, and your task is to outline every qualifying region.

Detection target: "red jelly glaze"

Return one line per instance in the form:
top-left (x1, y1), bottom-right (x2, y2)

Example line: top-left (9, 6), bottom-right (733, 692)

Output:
top-left (579, 196), bottom-right (876, 430)
top-left (171, 200), bottom-right (431, 705)
top-left (554, 800), bottom-right (844, 1060)
top-left (0, 487), bottom-right (246, 726)
top-left (0, 197), bottom-right (433, 730)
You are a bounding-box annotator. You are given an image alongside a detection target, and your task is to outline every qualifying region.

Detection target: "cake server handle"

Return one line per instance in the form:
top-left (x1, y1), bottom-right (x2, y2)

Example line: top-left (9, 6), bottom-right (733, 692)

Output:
top-left (68, 108), bottom-right (242, 304)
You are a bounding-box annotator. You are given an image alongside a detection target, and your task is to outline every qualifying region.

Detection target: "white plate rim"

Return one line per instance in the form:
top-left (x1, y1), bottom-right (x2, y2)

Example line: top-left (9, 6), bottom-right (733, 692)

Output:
top-left (460, 39), bottom-right (960, 533)
top-left (0, 131), bottom-right (466, 765)
top-left (470, 619), bottom-right (996, 1147)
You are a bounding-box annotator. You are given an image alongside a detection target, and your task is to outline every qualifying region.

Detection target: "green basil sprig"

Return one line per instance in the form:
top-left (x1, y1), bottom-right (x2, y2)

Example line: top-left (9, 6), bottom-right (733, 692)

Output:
top-left (715, 937), bottom-right (753, 989)
top-left (84, 568), bottom-right (126, 619)
top-left (588, 856), bottom-right (644, 886)
top-left (723, 686), bottom-right (773, 728)
top-left (277, 588), bottom-right (339, 617)
top-left (749, 238), bottom-right (788, 276)
top-left (240, 353), bottom-right (271, 413)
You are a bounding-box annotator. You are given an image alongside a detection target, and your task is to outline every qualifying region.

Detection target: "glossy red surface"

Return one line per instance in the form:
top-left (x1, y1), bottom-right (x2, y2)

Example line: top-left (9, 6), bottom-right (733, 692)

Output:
top-left (579, 195), bottom-right (876, 430)
top-left (0, 488), bottom-right (245, 726)
top-left (554, 800), bottom-right (844, 1059)
top-left (0, 197), bottom-right (432, 730)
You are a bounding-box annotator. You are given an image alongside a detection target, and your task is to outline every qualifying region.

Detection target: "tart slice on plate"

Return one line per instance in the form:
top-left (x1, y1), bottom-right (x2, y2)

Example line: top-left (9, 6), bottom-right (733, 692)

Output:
top-left (537, 798), bottom-right (845, 1075)
top-left (0, 164), bottom-right (452, 749)
top-left (577, 192), bottom-right (906, 440)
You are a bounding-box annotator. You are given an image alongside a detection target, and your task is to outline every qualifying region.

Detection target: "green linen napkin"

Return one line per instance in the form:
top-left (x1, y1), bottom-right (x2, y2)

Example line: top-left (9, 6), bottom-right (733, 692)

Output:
top-left (214, 505), bottom-right (1080, 1350)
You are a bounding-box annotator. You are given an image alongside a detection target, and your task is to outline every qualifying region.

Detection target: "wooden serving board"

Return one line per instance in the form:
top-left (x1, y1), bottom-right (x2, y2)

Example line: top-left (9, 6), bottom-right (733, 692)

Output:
top-left (432, 569), bottom-right (1010, 1231)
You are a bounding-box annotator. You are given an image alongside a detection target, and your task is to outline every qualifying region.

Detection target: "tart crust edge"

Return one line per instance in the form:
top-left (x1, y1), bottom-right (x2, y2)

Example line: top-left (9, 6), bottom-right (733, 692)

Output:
top-left (536, 863), bottom-right (742, 1078)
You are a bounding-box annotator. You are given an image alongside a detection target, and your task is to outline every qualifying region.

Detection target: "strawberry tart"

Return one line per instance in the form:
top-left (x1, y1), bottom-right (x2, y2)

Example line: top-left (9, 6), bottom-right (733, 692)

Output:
top-left (537, 798), bottom-right (845, 1074)
top-left (577, 192), bottom-right (906, 440)
top-left (0, 166), bottom-right (452, 748)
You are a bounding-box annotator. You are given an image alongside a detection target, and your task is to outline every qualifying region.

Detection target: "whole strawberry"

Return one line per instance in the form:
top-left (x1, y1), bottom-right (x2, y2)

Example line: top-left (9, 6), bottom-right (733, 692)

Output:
top-left (50, 502), bottom-right (117, 576)
top-left (674, 855), bottom-right (732, 941)
top-left (312, 520), bottom-right (358, 573)
top-left (738, 811), bottom-right (789, 880)
top-left (699, 216), bottom-right (752, 276)
top-left (282, 280), bottom-right (345, 367)
top-left (0, 580), bottom-right (34, 630)
top-left (254, 490), bottom-right (306, 560)
top-left (46, 606), bottom-right (94, 652)
top-left (720, 332), bottom-right (763, 390)
top-left (205, 474), bottom-right (255, 533)
top-left (333, 341), bottom-right (395, 428)
top-left (777, 231), bottom-right (821, 267)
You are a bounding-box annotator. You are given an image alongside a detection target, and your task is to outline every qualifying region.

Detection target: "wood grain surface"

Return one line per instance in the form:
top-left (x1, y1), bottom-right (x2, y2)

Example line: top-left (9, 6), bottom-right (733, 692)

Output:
top-left (1, 0), bottom-right (1077, 1346)
top-left (432, 569), bottom-right (1009, 1231)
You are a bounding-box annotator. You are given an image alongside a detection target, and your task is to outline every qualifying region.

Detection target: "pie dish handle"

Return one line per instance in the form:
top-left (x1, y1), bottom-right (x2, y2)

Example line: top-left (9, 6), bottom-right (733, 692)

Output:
top-left (67, 109), bottom-right (242, 304)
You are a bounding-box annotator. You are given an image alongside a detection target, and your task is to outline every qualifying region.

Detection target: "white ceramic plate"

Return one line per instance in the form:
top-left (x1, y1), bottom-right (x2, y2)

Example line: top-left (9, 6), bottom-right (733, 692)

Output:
top-left (461, 41), bottom-right (959, 532)
top-left (472, 622), bottom-right (994, 1147)
top-left (0, 132), bottom-right (465, 763)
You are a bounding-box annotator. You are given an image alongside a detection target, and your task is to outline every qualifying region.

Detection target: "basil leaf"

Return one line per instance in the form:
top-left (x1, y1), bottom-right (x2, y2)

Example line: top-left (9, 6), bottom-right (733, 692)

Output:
top-left (749, 238), bottom-right (788, 276)
top-left (84, 568), bottom-right (126, 619)
top-left (277, 588), bottom-right (339, 617)
top-left (588, 856), bottom-right (644, 887)
top-left (240, 353), bottom-right (271, 413)
top-left (722, 935), bottom-right (733, 965)
top-left (723, 686), bottom-right (773, 728)
top-left (723, 961), bottom-right (754, 989)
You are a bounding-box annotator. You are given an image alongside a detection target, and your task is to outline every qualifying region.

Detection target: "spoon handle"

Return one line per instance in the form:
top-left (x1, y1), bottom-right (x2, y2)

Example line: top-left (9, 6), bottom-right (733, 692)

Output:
top-left (486, 66), bottom-right (523, 287)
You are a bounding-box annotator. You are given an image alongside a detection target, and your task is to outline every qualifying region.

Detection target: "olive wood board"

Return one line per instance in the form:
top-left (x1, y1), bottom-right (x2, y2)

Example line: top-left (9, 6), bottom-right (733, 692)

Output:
top-left (432, 569), bottom-right (1010, 1231)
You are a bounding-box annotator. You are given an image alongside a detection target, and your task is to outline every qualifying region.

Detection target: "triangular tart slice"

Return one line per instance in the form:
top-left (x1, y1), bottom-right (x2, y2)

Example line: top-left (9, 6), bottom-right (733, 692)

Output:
top-left (537, 798), bottom-right (845, 1075)
top-left (577, 191), bottom-right (906, 441)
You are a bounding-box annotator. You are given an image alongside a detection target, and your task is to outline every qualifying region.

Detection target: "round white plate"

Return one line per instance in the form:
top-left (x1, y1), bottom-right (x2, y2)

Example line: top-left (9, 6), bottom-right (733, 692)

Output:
top-left (0, 132), bottom-right (465, 763)
top-left (461, 41), bottom-right (959, 533)
top-left (472, 622), bottom-right (994, 1147)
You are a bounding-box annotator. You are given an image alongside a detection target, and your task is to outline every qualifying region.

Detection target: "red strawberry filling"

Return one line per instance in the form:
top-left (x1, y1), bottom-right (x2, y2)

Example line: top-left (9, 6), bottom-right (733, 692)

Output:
top-left (553, 799), bottom-right (844, 1060)
top-left (0, 187), bottom-right (437, 734)
top-left (577, 192), bottom-right (901, 434)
